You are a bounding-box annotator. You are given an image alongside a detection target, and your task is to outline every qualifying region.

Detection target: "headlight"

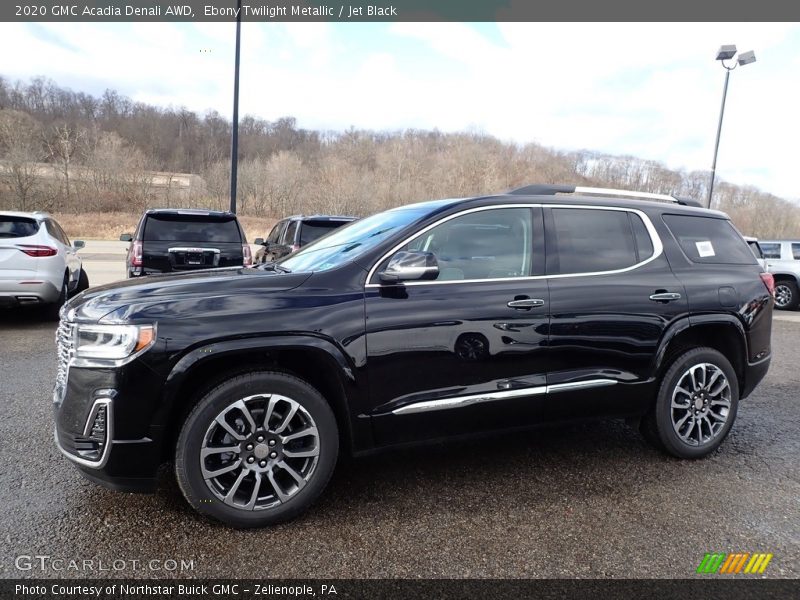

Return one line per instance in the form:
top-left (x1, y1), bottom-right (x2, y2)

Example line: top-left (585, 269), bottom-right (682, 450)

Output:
top-left (75, 324), bottom-right (156, 362)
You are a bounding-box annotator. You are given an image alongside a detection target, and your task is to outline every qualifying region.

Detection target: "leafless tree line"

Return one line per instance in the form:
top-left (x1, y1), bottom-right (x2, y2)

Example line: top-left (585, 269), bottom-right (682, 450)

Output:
top-left (0, 76), bottom-right (797, 238)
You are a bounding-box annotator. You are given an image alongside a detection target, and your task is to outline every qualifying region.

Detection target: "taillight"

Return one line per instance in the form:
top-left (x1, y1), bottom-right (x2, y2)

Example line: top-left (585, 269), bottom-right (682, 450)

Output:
top-left (17, 244), bottom-right (57, 257)
top-left (242, 244), bottom-right (252, 266)
top-left (131, 241), bottom-right (143, 267)
top-left (760, 273), bottom-right (775, 296)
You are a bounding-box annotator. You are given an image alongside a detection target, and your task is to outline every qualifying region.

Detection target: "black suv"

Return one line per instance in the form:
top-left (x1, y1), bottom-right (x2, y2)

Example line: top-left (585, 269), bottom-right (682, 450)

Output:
top-left (253, 215), bottom-right (356, 264)
top-left (54, 185), bottom-right (773, 528)
top-left (120, 209), bottom-right (251, 277)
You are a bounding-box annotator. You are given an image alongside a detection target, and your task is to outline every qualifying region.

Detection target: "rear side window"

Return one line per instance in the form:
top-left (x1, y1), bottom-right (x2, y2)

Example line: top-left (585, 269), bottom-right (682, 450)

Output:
top-left (793, 243), bottom-right (800, 260)
top-left (0, 216), bottom-right (39, 238)
top-left (663, 215), bottom-right (756, 265)
top-left (760, 243), bottom-right (781, 259)
top-left (550, 208), bottom-right (644, 274)
top-left (747, 241), bottom-right (763, 259)
top-left (300, 222), bottom-right (346, 246)
top-left (143, 215), bottom-right (242, 243)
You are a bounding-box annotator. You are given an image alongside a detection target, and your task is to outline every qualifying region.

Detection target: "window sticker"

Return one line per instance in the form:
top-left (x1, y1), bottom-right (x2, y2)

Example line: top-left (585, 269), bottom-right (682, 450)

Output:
top-left (696, 240), bottom-right (715, 257)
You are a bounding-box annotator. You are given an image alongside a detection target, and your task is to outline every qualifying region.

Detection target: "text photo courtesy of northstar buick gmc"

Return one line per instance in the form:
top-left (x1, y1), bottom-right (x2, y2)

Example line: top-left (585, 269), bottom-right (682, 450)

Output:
top-left (53, 185), bottom-right (773, 528)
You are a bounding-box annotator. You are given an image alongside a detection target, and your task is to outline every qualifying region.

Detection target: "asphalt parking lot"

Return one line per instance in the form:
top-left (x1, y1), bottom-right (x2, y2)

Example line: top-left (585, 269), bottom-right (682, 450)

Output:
top-left (0, 259), bottom-right (798, 579)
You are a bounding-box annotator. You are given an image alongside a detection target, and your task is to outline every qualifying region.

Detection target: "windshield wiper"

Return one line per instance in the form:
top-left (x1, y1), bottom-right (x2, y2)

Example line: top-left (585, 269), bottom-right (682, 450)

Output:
top-left (259, 261), bottom-right (291, 273)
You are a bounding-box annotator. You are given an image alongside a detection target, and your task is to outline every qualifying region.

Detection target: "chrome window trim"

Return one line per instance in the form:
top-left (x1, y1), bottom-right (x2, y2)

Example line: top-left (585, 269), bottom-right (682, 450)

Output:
top-left (391, 379), bottom-right (617, 415)
top-left (365, 204), bottom-right (663, 288)
top-left (54, 397), bottom-right (114, 469)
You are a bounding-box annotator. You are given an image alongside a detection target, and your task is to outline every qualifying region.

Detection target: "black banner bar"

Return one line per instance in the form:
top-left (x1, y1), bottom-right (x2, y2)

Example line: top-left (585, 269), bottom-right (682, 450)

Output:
top-left (2, 0), bottom-right (800, 22)
top-left (2, 579), bottom-right (798, 600)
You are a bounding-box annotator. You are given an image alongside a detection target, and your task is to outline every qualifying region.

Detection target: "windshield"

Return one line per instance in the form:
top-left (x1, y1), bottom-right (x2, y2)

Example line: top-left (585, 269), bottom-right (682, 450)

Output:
top-left (280, 207), bottom-right (431, 272)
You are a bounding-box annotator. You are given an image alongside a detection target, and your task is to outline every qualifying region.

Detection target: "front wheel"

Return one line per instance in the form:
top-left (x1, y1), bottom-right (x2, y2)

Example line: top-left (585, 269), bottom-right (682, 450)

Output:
top-left (175, 371), bottom-right (338, 528)
top-left (642, 347), bottom-right (739, 459)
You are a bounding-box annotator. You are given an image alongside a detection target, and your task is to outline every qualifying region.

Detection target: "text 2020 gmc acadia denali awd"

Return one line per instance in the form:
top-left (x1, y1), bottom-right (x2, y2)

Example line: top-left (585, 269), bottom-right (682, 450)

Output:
top-left (53, 185), bottom-right (773, 528)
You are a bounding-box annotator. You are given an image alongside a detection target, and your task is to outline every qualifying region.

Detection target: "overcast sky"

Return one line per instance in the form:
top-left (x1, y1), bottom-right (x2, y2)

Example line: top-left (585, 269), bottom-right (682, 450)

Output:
top-left (1, 22), bottom-right (798, 200)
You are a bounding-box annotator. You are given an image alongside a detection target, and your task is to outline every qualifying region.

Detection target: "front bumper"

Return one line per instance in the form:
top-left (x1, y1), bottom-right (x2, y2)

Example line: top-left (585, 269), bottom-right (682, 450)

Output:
top-left (53, 360), bottom-right (165, 493)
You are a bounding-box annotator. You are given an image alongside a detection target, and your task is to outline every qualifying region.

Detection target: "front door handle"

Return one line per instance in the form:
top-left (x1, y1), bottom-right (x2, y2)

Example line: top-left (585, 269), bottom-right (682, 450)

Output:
top-left (507, 298), bottom-right (545, 309)
top-left (649, 292), bottom-right (682, 302)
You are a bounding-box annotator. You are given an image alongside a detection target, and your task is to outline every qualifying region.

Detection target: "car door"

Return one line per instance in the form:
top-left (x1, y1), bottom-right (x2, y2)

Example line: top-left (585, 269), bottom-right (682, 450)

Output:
top-left (365, 206), bottom-right (551, 445)
top-left (544, 205), bottom-right (689, 420)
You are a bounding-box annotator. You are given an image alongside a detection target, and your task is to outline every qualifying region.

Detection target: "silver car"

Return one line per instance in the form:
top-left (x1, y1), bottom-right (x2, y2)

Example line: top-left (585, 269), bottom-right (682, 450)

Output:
top-left (0, 211), bottom-right (87, 318)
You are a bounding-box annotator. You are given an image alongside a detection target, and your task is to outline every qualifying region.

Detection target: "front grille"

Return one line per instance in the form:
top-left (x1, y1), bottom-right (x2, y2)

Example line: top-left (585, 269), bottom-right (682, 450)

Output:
top-left (54, 316), bottom-right (75, 404)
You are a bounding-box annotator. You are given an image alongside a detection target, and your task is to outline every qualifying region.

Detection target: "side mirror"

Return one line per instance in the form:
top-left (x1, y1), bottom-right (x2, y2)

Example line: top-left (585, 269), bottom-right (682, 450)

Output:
top-left (72, 240), bottom-right (85, 250)
top-left (379, 251), bottom-right (439, 283)
top-left (119, 233), bottom-right (133, 242)
top-left (254, 238), bottom-right (265, 246)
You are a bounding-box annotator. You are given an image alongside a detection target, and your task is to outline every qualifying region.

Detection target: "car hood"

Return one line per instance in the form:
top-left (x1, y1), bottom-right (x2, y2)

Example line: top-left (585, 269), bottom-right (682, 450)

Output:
top-left (66, 267), bottom-right (312, 322)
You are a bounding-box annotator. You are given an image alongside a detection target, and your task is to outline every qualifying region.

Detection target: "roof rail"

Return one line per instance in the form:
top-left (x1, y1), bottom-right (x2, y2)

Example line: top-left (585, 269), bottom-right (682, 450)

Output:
top-left (508, 184), bottom-right (704, 208)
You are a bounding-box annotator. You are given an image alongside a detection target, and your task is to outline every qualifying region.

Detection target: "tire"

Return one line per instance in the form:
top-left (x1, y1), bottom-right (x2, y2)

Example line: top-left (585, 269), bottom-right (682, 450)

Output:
top-left (175, 371), bottom-right (338, 528)
top-left (774, 280), bottom-right (799, 311)
top-left (43, 275), bottom-right (68, 321)
top-left (641, 347), bottom-right (739, 459)
top-left (75, 268), bottom-right (90, 295)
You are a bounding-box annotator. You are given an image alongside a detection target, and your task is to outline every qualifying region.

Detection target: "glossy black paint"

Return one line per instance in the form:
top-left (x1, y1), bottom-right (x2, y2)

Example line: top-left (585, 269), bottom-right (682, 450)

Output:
top-left (55, 193), bottom-right (773, 491)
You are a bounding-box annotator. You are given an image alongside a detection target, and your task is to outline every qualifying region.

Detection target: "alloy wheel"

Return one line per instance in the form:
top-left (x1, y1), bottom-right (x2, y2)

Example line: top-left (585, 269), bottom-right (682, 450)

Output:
top-left (670, 363), bottom-right (731, 446)
top-left (775, 284), bottom-right (792, 308)
top-left (200, 394), bottom-right (320, 510)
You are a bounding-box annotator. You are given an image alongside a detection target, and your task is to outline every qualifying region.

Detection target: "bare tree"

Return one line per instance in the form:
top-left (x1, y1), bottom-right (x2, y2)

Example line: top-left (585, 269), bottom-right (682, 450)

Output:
top-left (0, 109), bottom-right (44, 210)
top-left (44, 123), bottom-right (84, 211)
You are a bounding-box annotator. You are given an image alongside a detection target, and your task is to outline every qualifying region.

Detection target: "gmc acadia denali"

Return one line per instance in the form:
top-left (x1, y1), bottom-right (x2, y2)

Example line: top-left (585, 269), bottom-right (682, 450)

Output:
top-left (53, 185), bottom-right (774, 528)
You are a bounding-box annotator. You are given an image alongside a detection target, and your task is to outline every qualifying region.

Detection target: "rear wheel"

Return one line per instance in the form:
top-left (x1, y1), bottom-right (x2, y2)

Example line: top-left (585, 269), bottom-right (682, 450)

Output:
top-left (641, 347), bottom-right (739, 458)
top-left (175, 371), bottom-right (338, 528)
top-left (43, 274), bottom-right (68, 321)
top-left (774, 279), bottom-right (799, 310)
top-left (75, 268), bottom-right (89, 295)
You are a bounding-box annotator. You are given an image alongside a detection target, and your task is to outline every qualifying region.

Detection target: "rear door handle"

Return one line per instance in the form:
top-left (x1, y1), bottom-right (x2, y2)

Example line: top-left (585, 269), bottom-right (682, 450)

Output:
top-left (649, 292), bottom-right (682, 302)
top-left (507, 298), bottom-right (545, 309)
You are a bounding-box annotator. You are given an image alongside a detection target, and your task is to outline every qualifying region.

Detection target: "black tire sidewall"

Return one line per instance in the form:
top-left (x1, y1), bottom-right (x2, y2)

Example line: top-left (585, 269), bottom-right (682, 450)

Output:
top-left (175, 371), bottom-right (338, 528)
top-left (655, 348), bottom-right (739, 459)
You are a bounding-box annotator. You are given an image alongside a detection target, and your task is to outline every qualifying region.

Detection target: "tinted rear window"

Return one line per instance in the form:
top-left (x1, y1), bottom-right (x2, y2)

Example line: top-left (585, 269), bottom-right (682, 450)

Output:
top-left (550, 208), bottom-right (639, 274)
top-left (143, 215), bottom-right (242, 243)
top-left (300, 222), bottom-right (347, 245)
top-left (0, 216), bottom-right (39, 238)
top-left (663, 215), bottom-right (756, 265)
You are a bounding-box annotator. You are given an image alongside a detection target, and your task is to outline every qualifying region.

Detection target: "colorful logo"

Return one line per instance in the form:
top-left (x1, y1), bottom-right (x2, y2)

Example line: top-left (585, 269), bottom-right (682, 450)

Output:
top-left (696, 552), bottom-right (773, 574)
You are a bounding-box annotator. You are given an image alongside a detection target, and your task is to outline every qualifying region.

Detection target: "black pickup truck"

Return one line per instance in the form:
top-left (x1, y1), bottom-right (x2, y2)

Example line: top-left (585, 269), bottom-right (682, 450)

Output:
top-left (120, 209), bottom-right (251, 277)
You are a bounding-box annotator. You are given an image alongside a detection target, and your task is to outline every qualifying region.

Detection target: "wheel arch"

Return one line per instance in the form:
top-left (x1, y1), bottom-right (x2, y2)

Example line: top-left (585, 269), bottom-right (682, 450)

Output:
top-left (158, 335), bottom-right (366, 461)
top-left (654, 316), bottom-right (747, 392)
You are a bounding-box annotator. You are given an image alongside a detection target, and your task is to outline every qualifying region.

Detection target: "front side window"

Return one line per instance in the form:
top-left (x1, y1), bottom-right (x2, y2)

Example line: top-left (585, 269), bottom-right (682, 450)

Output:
top-left (549, 208), bottom-right (643, 274)
top-left (266, 221), bottom-right (285, 244)
top-left (397, 207), bottom-right (533, 281)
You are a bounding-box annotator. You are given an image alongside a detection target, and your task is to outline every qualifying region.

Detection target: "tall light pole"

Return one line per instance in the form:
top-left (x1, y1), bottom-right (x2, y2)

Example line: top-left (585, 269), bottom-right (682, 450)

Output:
top-left (707, 45), bottom-right (756, 208)
top-left (229, 0), bottom-right (242, 213)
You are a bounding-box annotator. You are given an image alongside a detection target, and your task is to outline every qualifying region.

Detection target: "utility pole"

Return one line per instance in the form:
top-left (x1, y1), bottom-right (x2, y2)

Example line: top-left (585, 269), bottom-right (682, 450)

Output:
top-left (229, 0), bottom-right (242, 213)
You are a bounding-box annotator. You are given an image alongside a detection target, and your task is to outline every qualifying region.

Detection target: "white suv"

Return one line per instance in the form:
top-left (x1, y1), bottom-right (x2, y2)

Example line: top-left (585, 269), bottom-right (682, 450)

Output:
top-left (0, 211), bottom-right (87, 318)
top-left (759, 239), bottom-right (800, 310)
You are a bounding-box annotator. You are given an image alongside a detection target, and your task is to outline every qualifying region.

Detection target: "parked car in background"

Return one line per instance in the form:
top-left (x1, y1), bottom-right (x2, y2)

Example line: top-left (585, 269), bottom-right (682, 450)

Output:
top-left (54, 184), bottom-right (773, 527)
top-left (0, 211), bottom-right (87, 319)
top-left (744, 236), bottom-right (767, 269)
top-left (757, 239), bottom-right (800, 310)
top-left (254, 215), bottom-right (356, 264)
top-left (120, 209), bottom-right (251, 278)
